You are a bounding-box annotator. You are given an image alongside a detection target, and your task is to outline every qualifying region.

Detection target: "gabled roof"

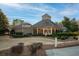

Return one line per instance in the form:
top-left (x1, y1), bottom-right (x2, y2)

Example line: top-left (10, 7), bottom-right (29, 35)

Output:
top-left (33, 14), bottom-right (64, 29)
top-left (33, 20), bottom-right (61, 28)
top-left (22, 22), bottom-right (31, 25)
top-left (42, 14), bottom-right (51, 18)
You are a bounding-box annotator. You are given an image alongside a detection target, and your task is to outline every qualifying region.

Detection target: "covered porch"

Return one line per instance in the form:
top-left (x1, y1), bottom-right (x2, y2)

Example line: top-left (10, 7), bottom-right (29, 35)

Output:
top-left (33, 27), bottom-right (59, 36)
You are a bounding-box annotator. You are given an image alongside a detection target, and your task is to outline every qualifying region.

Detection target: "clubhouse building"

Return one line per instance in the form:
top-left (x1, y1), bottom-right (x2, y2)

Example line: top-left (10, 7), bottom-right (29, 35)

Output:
top-left (13, 14), bottom-right (64, 36)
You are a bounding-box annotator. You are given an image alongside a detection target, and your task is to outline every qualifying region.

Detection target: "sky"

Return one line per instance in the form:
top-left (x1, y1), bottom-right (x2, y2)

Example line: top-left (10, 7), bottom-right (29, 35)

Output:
top-left (0, 3), bottom-right (79, 25)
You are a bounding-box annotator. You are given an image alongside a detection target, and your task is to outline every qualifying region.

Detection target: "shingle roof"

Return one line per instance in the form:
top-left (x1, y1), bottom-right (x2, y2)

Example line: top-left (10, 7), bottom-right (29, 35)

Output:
top-left (33, 20), bottom-right (62, 28)
top-left (14, 22), bottom-right (32, 29)
top-left (22, 22), bottom-right (31, 25)
top-left (42, 14), bottom-right (51, 18)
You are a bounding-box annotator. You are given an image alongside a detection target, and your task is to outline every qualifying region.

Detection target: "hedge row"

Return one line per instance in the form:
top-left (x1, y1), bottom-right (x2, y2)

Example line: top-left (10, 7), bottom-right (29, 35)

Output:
top-left (56, 32), bottom-right (79, 36)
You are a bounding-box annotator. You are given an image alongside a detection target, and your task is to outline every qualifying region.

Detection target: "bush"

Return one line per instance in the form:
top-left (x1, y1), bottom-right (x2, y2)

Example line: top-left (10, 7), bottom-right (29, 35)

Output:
top-left (57, 32), bottom-right (79, 36)
top-left (10, 43), bottom-right (24, 55)
top-left (15, 32), bottom-right (23, 35)
top-left (12, 32), bottom-right (23, 38)
top-left (73, 36), bottom-right (78, 40)
top-left (24, 33), bottom-right (32, 37)
top-left (30, 42), bottom-right (43, 55)
top-left (55, 32), bottom-right (79, 40)
top-left (0, 29), bottom-right (5, 35)
top-left (12, 32), bottom-right (32, 38)
top-left (52, 32), bottom-right (57, 37)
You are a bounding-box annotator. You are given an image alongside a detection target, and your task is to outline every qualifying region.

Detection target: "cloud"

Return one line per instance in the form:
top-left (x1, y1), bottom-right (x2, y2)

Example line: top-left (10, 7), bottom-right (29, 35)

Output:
top-left (59, 6), bottom-right (78, 16)
top-left (1, 3), bottom-right (57, 14)
top-left (3, 3), bottom-right (79, 24)
top-left (1, 3), bottom-right (23, 8)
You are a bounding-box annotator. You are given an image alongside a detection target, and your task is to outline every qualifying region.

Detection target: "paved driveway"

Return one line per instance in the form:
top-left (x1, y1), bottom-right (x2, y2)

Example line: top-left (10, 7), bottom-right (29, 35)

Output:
top-left (0, 35), bottom-right (64, 51)
top-left (0, 36), bottom-right (55, 51)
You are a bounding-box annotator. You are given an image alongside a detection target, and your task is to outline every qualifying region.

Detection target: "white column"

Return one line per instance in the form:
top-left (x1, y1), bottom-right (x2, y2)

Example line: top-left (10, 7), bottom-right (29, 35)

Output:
top-left (55, 37), bottom-right (58, 47)
top-left (45, 28), bottom-right (47, 36)
top-left (22, 24), bottom-right (24, 35)
top-left (51, 28), bottom-right (52, 34)
top-left (43, 28), bottom-right (45, 35)
top-left (78, 36), bottom-right (79, 40)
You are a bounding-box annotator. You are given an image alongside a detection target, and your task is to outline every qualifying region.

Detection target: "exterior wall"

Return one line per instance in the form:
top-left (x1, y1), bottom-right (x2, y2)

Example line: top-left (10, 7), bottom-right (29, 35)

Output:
top-left (15, 26), bottom-right (60, 36)
top-left (14, 24), bottom-right (33, 35)
top-left (33, 29), bottom-right (37, 35)
top-left (23, 27), bottom-right (33, 35)
top-left (15, 29), bottom-right (22, 32)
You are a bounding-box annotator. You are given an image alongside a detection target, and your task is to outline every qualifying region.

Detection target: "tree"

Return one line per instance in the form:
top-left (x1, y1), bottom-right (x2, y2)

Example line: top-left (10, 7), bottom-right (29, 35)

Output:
top-left (0, 9), bottom-right (9, 34)
top-left (61, 16), bottom-right (78, 32)
top-left (70, 18), bottom-right (78, 32)
top-left (13, 19), bottom-right (24, 27)
top-left (62, 16), bottom-right (71, 32)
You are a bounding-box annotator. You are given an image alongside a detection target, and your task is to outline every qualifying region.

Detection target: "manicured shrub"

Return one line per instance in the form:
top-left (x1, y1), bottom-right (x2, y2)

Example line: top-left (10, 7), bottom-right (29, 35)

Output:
top-left (10, 43), bottom-right (24, 55)
top-left (54, 32), bottom-right (79, 40)
top-left (30, 42), bottom-right (43, 55)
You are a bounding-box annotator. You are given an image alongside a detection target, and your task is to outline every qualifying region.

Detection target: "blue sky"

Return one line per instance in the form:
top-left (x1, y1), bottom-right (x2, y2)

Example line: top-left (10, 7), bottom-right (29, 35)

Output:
top-left (0, 3), bottom-right (79, 25)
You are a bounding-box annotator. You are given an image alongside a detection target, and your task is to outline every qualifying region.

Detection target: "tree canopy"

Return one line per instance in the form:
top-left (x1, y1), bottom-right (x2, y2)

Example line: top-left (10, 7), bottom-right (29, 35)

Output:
top-left (0, 9), bottom-right (9, 34)
top-left (62, 16), bottom-right (78, 32)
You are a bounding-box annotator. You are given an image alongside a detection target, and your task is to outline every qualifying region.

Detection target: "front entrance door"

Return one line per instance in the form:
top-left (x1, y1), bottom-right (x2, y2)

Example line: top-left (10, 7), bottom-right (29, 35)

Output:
top-left (44, 29), bottom-right (52, 36)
